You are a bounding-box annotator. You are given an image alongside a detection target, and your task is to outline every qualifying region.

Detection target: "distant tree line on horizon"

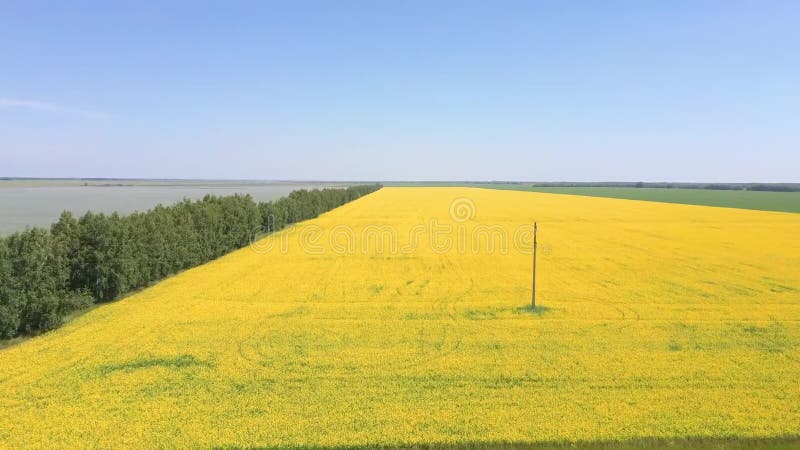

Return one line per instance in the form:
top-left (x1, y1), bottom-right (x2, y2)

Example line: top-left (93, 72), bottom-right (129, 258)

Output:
top-left (523, 182), bottom-right (800, 192)
top-left (385, 181), bottom-right (800, 192)
top-left (0, 184), bottom-right (382, 339)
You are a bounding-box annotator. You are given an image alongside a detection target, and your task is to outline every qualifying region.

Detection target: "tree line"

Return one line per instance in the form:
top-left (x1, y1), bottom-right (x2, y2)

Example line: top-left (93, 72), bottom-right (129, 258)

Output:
top-left (0, 184), bottom-right (381, 339)
top-left (525, 181), bottom-right (800, 192)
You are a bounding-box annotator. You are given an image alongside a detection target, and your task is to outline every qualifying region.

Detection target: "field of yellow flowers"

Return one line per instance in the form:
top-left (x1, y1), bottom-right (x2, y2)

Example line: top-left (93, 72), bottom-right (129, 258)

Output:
top-left (1, 187), bottom-right (799, 448)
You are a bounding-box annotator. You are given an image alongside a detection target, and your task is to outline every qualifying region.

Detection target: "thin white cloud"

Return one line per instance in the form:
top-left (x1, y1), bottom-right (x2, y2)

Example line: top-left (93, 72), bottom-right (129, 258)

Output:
top-left (0, 98), bottom-right (111, 118)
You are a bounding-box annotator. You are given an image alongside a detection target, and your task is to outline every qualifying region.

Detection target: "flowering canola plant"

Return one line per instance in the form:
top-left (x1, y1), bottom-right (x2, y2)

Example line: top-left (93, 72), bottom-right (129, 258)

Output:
top-left (0, 187), bottom-right (798, 448)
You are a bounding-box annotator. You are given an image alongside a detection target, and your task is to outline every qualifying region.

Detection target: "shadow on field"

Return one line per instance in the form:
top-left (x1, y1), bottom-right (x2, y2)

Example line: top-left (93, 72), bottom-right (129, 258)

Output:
top-left (219, 435), bottom-right (800, 450)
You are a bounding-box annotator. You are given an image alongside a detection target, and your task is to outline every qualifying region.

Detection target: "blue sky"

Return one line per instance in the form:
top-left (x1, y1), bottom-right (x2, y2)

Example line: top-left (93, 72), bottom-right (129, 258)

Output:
top-left (1, 1), bottom-right (798, 181)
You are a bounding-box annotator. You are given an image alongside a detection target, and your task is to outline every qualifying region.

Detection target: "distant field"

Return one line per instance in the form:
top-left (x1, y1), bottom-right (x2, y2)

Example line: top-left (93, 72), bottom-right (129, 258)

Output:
top-left (1, 187), bottom-right (798, 448)
top-left (0, 179), bottom-right (352, 235)
top-left (477, 185), bottom-right (800, 213)
top-left (383, 182), bottom-right (800, 213)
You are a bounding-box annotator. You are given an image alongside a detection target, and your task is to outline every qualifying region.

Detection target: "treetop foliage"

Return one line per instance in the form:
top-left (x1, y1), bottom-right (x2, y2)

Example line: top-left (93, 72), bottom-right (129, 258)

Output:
top-left (0, 184), bottom-right (381, 339)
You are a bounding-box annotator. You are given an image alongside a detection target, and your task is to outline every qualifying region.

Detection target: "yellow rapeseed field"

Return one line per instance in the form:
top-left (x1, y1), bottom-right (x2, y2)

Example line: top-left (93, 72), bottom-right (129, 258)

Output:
top-left (0, 187), bottom-right (799, 448)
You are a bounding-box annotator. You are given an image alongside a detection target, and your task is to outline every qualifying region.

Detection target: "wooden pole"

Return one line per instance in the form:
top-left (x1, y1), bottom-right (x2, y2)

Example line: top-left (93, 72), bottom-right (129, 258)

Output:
top-left (531, 222), bottom-right (537, 309)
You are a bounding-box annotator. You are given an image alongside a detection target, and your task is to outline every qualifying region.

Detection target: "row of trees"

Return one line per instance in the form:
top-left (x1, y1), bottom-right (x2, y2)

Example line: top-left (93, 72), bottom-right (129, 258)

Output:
top-left (525, 181), bottom-right (800, 192)
top-left (0, 184), bottom-right (381, 339)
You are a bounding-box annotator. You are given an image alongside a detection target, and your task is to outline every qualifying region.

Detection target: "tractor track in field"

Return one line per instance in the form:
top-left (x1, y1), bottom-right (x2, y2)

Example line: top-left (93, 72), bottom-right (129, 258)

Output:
top-left (235, 256), bottom-right (468, 374)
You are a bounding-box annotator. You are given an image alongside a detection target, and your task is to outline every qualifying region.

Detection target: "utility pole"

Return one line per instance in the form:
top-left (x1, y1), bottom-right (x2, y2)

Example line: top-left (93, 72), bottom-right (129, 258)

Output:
top-left (531, 222), bottom-right (538, 309)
